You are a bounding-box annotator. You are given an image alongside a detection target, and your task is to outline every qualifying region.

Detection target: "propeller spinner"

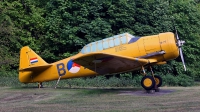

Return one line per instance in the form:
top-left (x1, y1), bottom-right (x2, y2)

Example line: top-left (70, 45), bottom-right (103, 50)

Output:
top-left (175, 30), bottom-right (186, 71)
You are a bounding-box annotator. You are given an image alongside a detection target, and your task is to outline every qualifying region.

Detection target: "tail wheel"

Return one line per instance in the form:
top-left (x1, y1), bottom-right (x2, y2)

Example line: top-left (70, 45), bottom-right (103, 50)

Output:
top-left (154, 75), bottom-right (162, 87)
top-left (141, 76), bottom-right (155, 90)
top-left (38, 82), bottom-right (43, 88)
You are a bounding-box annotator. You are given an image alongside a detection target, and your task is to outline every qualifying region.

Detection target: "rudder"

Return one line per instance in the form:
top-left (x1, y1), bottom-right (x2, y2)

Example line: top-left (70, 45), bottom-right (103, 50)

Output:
top-left (19, 46), bottom-right (48, 70)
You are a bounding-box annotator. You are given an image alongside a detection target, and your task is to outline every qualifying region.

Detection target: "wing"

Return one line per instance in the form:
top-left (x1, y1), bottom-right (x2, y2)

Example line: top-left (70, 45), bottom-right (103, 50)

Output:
top-left (73, 53), bottom-right (157, 75)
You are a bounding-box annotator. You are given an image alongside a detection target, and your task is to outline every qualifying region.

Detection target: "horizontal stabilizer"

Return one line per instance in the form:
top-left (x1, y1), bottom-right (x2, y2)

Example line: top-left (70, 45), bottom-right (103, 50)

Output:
top-left (19, 64), bottom-right (52, 71)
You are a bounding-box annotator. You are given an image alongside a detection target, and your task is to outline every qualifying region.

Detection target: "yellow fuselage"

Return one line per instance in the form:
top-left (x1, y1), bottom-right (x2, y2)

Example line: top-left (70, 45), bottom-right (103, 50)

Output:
top-left (19, 32), bottom-right (179, 83)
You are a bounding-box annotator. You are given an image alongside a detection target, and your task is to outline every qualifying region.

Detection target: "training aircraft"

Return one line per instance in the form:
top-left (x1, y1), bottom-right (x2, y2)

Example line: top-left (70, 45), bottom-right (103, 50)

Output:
top-left (19, 31), bottom-right (186, 91)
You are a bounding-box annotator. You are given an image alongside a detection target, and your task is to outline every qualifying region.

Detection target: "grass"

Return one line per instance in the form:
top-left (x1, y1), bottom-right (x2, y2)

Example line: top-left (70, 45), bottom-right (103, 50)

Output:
top-left (0, 86), bottom-right (200, 112)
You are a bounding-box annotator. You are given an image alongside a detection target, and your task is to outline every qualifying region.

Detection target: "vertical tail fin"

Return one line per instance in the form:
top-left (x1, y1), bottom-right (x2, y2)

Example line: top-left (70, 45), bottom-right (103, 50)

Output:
top-left (19, 46), bottom-right (52, 83)
top-left (19, 46), bottom-right (48, 70)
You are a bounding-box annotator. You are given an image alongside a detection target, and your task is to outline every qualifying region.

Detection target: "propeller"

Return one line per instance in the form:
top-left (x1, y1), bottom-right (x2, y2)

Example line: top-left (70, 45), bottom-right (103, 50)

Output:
top-left (175, 29), bottom-right (187, 71)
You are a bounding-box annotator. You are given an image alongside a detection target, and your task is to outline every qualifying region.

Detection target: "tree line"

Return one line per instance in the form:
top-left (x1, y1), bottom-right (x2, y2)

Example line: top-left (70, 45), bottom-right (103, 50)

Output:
top-left (0, 0), bottom-right (200, 81)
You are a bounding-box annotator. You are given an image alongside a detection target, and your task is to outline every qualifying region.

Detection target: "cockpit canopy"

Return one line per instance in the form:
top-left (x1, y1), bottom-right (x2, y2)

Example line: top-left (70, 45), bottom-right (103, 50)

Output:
top-left (80, 33), bottom-right (138, 54)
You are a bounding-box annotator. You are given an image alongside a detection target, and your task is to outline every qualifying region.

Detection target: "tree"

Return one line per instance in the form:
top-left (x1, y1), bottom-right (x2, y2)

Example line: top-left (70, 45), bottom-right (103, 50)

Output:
top-left (0, 0), bottom-right (46, 73)
top-left (169, 0), bottom-right (200, 79)
top-left (42, 0), bottom-right (136, 62)
top-left (0, 1), bottom-right (19, 72)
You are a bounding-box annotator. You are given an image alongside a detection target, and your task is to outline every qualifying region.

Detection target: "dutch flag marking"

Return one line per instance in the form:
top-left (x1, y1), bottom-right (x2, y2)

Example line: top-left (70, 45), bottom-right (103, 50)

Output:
top-left (30, 57), bottom-right (38, 64)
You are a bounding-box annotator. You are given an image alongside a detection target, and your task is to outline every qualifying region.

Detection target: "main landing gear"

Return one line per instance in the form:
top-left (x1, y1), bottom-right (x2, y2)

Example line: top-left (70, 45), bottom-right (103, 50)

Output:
top-left (140, 66), bottom-right (162, 92)
top-left (37, 75), bottom-right (62, 89)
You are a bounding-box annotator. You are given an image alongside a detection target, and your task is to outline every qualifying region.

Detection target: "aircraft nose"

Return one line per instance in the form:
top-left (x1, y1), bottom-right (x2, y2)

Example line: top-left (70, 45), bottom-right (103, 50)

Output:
top-left (159, 32), bottom-right (179, 61)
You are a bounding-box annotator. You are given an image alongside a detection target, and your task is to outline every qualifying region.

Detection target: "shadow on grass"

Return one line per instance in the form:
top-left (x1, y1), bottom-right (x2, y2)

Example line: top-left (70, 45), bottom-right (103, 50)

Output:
top-left (71, 87), bottom-right (142, 95)
top-left (11, 84), bottom-right (142, 94)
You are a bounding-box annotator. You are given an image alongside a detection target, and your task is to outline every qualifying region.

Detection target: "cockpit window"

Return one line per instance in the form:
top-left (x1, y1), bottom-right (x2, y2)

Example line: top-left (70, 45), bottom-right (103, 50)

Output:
top-left (103, 39), bottom-right (109, 49)
top-left (91, 42), bottom-right (97, 52)
top-left (80, 33), bottom-right (136, 54)
top-left (85, 45), bottom-right (90, 53)
top-left (120, 36), bottom-right (127, 44)
top-left (128, 37), bottom-right (140, 44)
top-left (109, 37), bottom-right (114, 47)
top-left (114, 36), bottom-right (120, 46)
top-left (97, 41), bottom-right (103, 51)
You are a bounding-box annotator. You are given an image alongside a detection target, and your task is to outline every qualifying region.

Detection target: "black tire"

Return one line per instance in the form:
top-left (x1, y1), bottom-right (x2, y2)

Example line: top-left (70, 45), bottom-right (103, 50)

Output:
top-left (154, 75), bottom-right (162, 87)
top-left (141, 76), bottom-right (156, 90)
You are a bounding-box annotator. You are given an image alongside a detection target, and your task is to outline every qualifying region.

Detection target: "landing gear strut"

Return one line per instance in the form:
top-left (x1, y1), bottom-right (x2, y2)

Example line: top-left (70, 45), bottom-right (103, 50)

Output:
top-left (38, 82), bottom-right (43, 88)
top-left (55, 76), bottom-right (62, 89)
top-left (140, 66), bottom-right (163, 92)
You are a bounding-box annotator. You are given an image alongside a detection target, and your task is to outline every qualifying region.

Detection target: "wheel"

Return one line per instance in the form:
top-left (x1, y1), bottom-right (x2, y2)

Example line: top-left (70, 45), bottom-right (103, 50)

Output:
top-left (141, 76), bottom-right (155, 90)
top-left (154, 75), bottom-right (162, 87)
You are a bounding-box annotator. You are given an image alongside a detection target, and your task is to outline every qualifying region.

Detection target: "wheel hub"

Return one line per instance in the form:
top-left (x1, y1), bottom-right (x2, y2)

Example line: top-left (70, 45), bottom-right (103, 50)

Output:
top-left (143, 78), bottom-right (152, 87)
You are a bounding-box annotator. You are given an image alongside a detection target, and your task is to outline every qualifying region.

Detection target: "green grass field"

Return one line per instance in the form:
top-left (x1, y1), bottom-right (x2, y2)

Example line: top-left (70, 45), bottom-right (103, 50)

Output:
top-left (0, 86), bottom-right (200, 112)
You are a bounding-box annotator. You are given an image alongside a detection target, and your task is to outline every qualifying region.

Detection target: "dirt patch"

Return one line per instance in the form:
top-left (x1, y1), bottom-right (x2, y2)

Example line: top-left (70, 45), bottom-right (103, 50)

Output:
top-left (118, 89), bottom-right (174, 96)
top-left (0, 87), bottom-right (200, 112)
top-left (0, 92), bottom-right (51, 103)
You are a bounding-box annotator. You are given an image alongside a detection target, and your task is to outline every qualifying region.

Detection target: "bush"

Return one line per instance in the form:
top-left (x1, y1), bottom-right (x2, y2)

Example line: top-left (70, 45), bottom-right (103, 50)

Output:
top-left (0, 70), bottom-right (18, 77)
top-left (162, 74), bottom-right (194, 87)
top-left (177, 74), bottom-right (194, 86)
top-left (163, 74), bottom-right (178, 86)
top-left (0, 77), bottom-right (23, 87)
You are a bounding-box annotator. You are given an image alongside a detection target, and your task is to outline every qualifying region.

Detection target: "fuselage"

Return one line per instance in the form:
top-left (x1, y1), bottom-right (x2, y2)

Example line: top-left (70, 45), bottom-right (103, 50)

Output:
top-left (19, 32), bottom-right (179, 83)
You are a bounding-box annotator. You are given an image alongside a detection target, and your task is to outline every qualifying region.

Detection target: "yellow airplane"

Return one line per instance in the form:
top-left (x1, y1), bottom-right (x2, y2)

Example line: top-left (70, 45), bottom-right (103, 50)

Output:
top-left (19, 31), bottom-right (186, 91)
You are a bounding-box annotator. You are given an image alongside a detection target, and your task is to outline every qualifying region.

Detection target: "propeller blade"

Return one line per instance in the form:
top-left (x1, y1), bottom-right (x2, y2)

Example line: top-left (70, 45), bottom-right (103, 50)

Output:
top-left (175, 29), bottom-right (180, 40)
top-left (174, 29), bottom-right (186, 71)
top-left (179, 47), bottom-right (187, 71)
